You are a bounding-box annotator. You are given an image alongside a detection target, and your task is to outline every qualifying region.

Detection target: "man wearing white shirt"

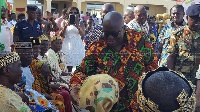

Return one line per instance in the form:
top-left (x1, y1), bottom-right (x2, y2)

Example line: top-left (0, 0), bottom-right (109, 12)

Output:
top-left (127, 5), bottom-right (150, 41)
top-left (15, 42), bottom-right (34, 90)
top-left (124, 9), bottom-right (134, 25)
top-left (0, 6), bottom-right (13, 52)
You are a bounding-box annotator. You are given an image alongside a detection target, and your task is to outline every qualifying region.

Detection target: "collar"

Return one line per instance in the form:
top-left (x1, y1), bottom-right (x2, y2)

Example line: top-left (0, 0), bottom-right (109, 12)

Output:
top-left (26, 19), bottom-right (37, 25)
top-left (131, 19), bottom-right (148, 26)
top-left (184, 25), bottom-right (200, 38)
top-left (170, 21), bottom-right (187, 28)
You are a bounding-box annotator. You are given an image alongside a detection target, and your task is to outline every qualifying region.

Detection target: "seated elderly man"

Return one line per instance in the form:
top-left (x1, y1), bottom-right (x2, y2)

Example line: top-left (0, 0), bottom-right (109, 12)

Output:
top-left (138, 67), bottom-right (195, 111)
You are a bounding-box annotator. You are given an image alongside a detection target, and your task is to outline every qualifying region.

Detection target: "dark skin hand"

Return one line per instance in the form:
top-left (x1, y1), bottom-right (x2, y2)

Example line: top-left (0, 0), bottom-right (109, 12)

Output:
top-left (49, 83), bottom-right (61, 91)
top-left (167, 54), bottom-right (176, 70)
top-left (70, 86), bottom-right (80, 105)
top-left (16, 92), bottom-right (29, 105)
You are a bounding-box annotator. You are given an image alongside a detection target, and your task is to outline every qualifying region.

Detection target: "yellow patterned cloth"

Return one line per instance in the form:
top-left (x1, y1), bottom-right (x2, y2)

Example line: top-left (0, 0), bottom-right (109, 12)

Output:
top-left (0, 85), bottom-right (31, 112)
top-left (79, 74), bottom-right (119, 112)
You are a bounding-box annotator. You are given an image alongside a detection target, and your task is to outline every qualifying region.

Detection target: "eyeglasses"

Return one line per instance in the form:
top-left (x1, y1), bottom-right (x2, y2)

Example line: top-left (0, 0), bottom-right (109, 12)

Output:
top-left (103, 31), bottom-right (121, 38)
top-left (69, 12), bottom-right (78, 14)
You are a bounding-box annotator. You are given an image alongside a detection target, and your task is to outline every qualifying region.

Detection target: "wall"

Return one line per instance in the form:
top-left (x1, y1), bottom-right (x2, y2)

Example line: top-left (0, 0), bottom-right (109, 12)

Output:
top-left (149, 5), bottom-right (166, 16)
top-left (13, 0), bottom-right (27, 15)
top-left (81, 2), bottom-right (87, 13)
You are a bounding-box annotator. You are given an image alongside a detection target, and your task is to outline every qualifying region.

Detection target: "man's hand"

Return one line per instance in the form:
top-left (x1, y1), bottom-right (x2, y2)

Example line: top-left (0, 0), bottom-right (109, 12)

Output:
top-left (49, 83), bottom-right (60, 91)
top-left (70, 86), bottom-right (80, 105)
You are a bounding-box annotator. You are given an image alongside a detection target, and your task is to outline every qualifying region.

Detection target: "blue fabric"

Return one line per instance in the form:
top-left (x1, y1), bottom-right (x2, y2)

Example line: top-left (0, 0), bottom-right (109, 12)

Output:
top-left (25, 89), bottom-right (58, 111)
top-left (156, 21), bottom-right (186, 66)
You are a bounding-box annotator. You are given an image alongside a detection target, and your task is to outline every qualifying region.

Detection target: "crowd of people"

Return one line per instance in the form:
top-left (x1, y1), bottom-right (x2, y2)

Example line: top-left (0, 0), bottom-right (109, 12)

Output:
top-left (0, 2), bottom-right (199, 112)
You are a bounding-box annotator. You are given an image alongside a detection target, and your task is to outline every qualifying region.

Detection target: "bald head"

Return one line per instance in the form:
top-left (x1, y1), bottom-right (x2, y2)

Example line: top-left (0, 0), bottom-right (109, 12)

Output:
top-left (124, 9), bottom-right (134, 15)
top-left (134, 5), bottom-right (147, 13)
top-left (102, 3), bottom-right (115, 12)
top-left (103, 11), bottom-right (124, 29)
top-left (101, 3), bottom-right (115, 19)
top-left (124, 9), bottom-right (135, 24)
top-left (134, 5), bottom-right (147, 25)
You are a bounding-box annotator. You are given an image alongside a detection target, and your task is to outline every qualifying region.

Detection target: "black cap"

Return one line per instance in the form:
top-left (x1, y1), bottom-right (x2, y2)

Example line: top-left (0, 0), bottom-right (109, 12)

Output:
top-left (138, 67), bottom-right (195, 111)
top-left (15, 42), bottom-right (32, 49)
top-left (27, 5), bottom-right (38, 11)
top-left (186, 4), bottom-right (200, 18)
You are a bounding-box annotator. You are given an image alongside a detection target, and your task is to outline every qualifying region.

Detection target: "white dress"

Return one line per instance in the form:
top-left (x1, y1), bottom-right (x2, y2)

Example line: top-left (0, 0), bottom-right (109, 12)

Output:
top-left (62, 25), bottom-right (85, 66)
top-left (0, 25), bottom-right (13, 52)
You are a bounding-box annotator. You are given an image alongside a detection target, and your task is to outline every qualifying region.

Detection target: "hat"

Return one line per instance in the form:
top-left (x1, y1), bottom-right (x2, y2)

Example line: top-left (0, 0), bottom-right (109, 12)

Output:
top-left (14, 42), bottom-right (32, 49)
top-left (137, 67), bottom-right (195, 111)
top-left (79, 74), bottom-right (119, 112)
top-left (39, 34), bottom-right (49, 41)
top-left (27, 5), bottom-right (38, 11)
top-left (186, 4), bottom-right (200, 18)
top-left (50, 36), bottom-right (62, 42)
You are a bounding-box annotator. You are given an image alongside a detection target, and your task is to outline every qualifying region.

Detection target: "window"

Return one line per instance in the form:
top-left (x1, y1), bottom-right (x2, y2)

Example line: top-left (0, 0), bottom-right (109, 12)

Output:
top-left (86, 3), bottom-right (103, 18)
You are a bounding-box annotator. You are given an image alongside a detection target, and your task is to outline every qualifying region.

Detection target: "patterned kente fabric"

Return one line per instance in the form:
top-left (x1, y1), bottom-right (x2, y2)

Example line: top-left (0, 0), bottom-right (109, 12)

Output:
top-left (30, 59), bottom-right (52, 94)
top-left (70, 29), bottom-right (158, 112)
top-left (168, 25), bottom-right (200, 85)
top-left (156, 21), bottom-right (186, 67)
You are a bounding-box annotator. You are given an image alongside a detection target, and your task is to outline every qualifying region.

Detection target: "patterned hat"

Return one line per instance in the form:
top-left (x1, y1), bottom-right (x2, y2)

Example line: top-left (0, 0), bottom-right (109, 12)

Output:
top-left (39, 34), bottom-right (49, 41)
top-left (137, 67), bottom-right (195, 112)
top-left (79, 74), bottom-right (119, 112)
top-left (50, 35), bottom-right (62, 42)
top-left (15, 42), bottom-right (32, 49)
top-left (0, 43), bottom-right (20, 68)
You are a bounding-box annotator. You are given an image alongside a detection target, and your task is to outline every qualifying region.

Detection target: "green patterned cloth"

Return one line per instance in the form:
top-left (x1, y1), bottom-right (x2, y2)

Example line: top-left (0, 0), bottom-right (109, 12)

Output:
top-left (168, 25), bottom-right (200, 85)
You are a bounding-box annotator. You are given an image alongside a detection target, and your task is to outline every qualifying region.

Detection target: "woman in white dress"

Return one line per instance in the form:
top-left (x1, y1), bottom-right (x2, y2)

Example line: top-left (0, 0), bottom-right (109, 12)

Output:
top-left (60, 7), bottom-right (85, 72)
top-left (0, 6), bottom-right (13, 52)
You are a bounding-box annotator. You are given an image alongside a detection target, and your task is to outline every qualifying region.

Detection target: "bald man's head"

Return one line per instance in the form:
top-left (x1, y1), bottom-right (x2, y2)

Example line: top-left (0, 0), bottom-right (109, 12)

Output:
top-left (103, 11), bottom-right (125, 50)
top-left (124, 9), bottom-right (135, 24)
top-left (101, 3), bottom-right (115, 19)
top-left (103, 11), bottom-right (124, 29)
top-left (134, 5), bottom-right (147, 25)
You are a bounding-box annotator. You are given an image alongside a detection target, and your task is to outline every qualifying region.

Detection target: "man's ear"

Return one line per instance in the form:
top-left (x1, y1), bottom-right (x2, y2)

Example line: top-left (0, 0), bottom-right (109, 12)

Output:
top-left (3, 67), bottom-right (9, 76)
